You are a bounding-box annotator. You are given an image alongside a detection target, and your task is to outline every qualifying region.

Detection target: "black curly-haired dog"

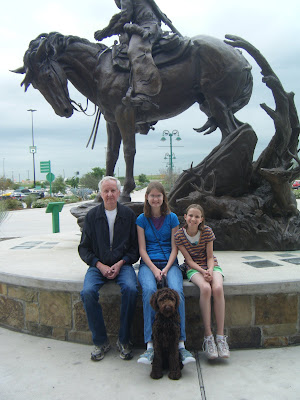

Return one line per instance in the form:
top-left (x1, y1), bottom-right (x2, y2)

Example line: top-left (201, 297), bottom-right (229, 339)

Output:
top-left (150, 288), bottom-right (183, 380)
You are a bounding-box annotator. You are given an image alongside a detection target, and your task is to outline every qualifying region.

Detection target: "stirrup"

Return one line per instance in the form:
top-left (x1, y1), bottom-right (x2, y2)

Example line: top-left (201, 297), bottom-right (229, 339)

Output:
top-left (122, 93), bottom-right (159, 110)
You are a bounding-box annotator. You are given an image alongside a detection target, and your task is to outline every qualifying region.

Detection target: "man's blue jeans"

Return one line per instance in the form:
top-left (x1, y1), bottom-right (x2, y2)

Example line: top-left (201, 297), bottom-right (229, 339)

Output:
top-left (81, 265), bottom-right (138, 346)
top-left (138, 261), bottom-right (186, 343)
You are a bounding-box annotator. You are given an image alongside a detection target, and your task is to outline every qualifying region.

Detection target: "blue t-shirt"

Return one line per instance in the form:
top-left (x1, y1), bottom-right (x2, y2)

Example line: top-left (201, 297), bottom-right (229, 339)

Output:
top-left (136, 212), bottom-right (179, 261)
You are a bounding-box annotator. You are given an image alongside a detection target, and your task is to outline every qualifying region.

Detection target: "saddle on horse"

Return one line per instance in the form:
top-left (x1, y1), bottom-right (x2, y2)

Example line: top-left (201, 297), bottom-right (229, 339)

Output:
top-left (111, 32), bottom-right (191, 72)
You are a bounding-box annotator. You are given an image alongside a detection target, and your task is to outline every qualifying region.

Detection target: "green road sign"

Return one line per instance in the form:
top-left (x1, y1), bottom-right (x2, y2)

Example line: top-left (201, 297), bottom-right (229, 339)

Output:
top-left (46, 172), bottom-right (55, 183)
top-left (40, 161), bottom-right (51, 173)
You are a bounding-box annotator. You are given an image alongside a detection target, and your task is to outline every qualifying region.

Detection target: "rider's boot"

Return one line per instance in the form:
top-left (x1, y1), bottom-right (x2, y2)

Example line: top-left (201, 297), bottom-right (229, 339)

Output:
top-left (122, 90), bottom-right (159, 111)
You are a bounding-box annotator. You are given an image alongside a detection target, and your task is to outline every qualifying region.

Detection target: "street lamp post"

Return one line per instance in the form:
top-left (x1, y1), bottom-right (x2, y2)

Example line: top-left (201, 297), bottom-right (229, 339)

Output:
top-left (160, 129), bottom-right (182, 174)
top-left (27, 109), bottom-right (37, 187)
top-left (164, 152), bottom-right (176, 170)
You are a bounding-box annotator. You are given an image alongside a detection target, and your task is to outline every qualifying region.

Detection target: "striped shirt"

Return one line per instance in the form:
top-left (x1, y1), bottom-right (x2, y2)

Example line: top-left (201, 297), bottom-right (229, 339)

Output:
top-left (174, 225), bottom-right (218, 269)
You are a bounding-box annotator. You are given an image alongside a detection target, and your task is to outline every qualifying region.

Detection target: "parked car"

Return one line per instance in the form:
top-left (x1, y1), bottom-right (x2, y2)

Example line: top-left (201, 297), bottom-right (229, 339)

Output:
top-left (292, 180), bottom-right (300, 189)
top-left (29, 190), bottom-right (44, 199)
top-left (20, 189), bottom-right (31, 194)
top-left (53, 192), bottom-right (65, 198)
top-left (11, 191), bottom-right (28, 200)
top-left (0, 193), bottom-right (12, 200)
top-left (17, 189), bottom-right (44, 199)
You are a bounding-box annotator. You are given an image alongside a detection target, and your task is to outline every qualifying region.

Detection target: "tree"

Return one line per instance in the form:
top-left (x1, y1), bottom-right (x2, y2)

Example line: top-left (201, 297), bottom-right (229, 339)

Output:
top-left (66, 176), bottom-right (80, 188)
top-left (138, 173), bottom-right (148, 184)
top-left (32, 180), bottom-right (46, 189)
top-left (52, 175), bottom-right (67, 194)
top-left (0, 177), bottom-right (13, 193)
top-left (159, 167), bottom-right (180, 192)
top-left (90, 167), bottom-right (106, 180)
top-left (79, 174), bottom-right (99, 191)
top-left (79, 167), bottom-right (106, 191)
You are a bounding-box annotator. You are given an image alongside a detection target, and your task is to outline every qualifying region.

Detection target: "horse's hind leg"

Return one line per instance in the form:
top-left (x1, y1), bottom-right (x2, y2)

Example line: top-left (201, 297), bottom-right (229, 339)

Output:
top-left (106, 122), bottom-right (122, 177)
top-left (194, 100), bottom-right (218, 135)
top-left (197, 96), bottom-right (239, 141)
top-left (211, 97), bottom-right (239, 139)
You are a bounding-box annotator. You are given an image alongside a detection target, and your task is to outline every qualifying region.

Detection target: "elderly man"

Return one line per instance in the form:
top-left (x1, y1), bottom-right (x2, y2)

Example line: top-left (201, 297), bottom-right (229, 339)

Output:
top-left (79, 176), bottom-right (139, 361)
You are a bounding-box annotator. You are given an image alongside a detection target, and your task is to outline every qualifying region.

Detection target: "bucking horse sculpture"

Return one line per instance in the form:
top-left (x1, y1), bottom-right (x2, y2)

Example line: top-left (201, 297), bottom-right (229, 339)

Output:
top-left (13, 31), bottom-right (253, 201)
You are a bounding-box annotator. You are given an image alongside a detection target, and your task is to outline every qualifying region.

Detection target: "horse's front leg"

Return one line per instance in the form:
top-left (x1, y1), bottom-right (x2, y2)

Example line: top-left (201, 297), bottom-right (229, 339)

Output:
top-left (115, 107), bottom-right (136, 202)
top-left (122, 134), bottom-right (136, 202)
top-left (106, 121), bottom-right (122, 177)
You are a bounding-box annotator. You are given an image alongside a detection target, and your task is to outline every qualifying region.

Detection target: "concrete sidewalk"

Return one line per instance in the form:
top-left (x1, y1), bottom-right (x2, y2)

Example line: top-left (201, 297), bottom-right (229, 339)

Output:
top-left (0, 200), bottom-right (83, 239)
top-left (1, 326), bottom-right (299, 400)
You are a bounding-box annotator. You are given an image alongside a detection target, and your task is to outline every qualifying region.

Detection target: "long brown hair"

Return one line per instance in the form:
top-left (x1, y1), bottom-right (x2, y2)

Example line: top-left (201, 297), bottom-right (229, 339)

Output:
top-left (184, 204), bottom-right (205, 231)
top-left (143, 181), bottom-right (170, 218)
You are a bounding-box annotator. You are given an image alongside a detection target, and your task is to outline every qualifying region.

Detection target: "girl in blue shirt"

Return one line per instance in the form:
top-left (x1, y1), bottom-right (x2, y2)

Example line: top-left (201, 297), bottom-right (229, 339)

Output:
top-left (136, 181), bottom-right (195, 365)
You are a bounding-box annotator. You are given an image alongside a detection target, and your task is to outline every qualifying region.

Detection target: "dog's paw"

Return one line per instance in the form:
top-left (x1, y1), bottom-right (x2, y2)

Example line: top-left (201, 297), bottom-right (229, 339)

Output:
top-left (150, 371), bottom-right (163, 379)
top-left (168, 370), bottom-right (181, 380)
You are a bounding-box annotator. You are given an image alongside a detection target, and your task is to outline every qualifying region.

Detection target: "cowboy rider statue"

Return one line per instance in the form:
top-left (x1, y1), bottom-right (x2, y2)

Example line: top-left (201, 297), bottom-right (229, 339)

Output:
top-left (94, 0), bottom-right (180, 111)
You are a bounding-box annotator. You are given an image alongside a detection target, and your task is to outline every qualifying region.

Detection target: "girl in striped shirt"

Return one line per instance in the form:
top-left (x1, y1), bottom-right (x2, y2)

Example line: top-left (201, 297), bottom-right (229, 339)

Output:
top-left (174, 204), bottom-right (230, 360)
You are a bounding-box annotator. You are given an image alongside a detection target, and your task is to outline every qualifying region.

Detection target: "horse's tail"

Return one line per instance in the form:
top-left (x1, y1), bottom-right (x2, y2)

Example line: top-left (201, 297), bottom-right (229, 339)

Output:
top-left (231, 63), bottom-right (253, 114)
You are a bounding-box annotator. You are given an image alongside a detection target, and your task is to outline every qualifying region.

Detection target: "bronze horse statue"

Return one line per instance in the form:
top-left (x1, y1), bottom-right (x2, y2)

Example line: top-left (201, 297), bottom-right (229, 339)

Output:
top-left (13, 32), bottom-right (253, 201)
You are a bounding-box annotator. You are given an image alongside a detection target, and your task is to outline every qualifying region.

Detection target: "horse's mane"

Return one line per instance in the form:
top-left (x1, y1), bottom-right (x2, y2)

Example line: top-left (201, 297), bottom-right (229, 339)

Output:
top-left (22, 32), bottom-right (107, 89)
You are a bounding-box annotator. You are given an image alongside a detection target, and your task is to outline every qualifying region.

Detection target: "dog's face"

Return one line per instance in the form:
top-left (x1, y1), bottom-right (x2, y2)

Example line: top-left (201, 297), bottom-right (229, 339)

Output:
top-left (150, 288), bottom-right (180, 318)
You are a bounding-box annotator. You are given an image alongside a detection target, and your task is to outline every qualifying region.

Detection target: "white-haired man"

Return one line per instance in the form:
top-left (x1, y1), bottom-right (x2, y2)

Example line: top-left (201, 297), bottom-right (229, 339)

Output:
top-left (79, 176), bottom-right (139, 361)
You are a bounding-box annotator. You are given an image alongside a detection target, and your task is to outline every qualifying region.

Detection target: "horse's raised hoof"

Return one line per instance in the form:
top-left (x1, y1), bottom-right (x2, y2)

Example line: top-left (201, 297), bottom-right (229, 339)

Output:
top-left (193, 117), bottom-right (217, 135)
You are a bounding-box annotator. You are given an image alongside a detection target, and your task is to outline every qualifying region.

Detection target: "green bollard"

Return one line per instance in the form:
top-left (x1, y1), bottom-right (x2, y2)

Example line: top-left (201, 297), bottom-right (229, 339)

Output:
top-left (45, 202), bottom-right (65, 233)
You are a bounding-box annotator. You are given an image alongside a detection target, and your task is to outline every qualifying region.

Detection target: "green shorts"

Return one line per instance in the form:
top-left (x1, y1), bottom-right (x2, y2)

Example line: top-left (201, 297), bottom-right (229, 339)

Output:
top-left (186, 266), bottom-right (224, 281)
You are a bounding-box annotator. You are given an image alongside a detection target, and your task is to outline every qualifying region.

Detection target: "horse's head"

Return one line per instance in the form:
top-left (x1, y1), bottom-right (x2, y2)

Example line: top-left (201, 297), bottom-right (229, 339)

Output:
top-left (12, 33), bottom-right (74, 118)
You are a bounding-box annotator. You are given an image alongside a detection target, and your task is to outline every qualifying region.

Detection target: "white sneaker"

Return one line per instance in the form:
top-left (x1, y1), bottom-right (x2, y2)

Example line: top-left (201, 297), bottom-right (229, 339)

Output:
top-left (179, 348), bottom-right (196, 365)
top-left (137, 348), bottom-right (154, 365)
top-left (203, 335), bottom-right (218, 360)
top-left (216, 336), bottom-right (230, 358)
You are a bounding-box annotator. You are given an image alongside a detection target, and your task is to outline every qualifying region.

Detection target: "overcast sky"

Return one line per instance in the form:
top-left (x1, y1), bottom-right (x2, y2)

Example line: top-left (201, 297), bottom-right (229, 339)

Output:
top-left (1, 0), bottom-right (299, 183)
